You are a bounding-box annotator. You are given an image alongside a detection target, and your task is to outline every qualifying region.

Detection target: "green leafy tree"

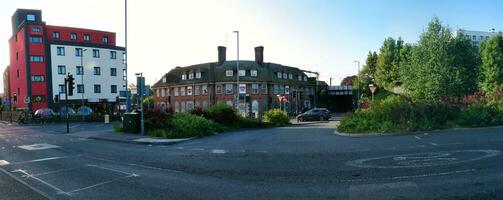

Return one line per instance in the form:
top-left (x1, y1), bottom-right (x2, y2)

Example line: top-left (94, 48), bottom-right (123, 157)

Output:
top-left (480, 33), bottom-right (503, 94)
top-left (355, 51), bottom-right (378, 97)
top-left (375, 37), bottom-right (404, 90)
top-left (403, 17), bottom-right (479, 101)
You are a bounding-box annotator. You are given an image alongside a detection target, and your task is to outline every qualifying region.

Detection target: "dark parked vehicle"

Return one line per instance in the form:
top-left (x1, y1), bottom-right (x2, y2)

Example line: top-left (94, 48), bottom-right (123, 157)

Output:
top-left (297, 108), bottom-right (331, 122)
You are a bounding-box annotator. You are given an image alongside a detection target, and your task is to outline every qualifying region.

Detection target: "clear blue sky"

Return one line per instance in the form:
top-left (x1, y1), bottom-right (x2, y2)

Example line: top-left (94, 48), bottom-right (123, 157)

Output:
top-left (1, 0), bottom-right (503, 93)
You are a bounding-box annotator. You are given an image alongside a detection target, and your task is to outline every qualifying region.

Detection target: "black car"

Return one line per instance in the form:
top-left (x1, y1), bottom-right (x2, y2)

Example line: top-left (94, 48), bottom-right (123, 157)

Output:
top-left (297, 108), bottom-right (331, 122)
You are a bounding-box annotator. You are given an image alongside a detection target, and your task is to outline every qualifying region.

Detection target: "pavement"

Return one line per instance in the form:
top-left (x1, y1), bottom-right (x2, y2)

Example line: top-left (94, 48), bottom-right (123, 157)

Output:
top-left (0, 120), bottom-right (503, 199)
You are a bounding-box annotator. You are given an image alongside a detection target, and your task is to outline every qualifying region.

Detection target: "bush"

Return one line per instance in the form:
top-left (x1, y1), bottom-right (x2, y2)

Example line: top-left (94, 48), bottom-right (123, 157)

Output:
top-left (145, 108), bottom-right (173, 130)
top-left (168, 113), bottom-right (217, 138)
top-left (204, 103), bottom-right (237, 125)
top-left (263, 109), bottom-right (290, 126)
top-left (112, 121), bottom-right (123, 132)
top-left (456, 100), bottom-right (503, 127)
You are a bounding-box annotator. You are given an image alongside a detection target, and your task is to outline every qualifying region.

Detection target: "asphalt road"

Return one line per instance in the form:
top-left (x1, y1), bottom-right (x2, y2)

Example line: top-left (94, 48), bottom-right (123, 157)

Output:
top-left (0, 121), bottom-right (502, 200)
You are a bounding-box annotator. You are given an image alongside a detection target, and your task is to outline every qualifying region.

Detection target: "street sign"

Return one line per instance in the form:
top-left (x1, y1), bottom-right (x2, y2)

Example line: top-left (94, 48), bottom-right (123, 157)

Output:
top-left (24, 97), bottom-right (30, 104)
top-left (369, 84), bottom-right (377, 94)
top-left (136, 77), bottom-right (145, 96)
top-left (285, 86), bottom-right (290, 95)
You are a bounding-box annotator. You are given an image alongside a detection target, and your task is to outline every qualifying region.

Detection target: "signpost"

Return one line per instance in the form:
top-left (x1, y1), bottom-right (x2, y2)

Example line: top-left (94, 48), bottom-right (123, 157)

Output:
top-left (369, 84), bottom-right (377, 101)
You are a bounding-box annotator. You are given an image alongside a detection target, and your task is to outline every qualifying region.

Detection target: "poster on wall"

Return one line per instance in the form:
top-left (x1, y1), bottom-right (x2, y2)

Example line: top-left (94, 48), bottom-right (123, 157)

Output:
top-left (187, 86), bottom-right (193, 96)
top-left (285, 86), bottom-right (290, 95)
top-left (239, 84), bottom-right (246, 94)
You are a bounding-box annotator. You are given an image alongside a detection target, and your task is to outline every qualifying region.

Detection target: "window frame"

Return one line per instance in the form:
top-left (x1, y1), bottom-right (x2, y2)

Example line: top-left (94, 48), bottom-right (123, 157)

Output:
top-left (57, 47), bottom-right (65, 56)
top-left (226, 70), bottom-right (233, 77)
top-left (94, 84), bottom-right (101, 93)
top-left (93, 49), bottom-right (100, 58)
top-left (76, 66), bottom-right (84, 75)
top-left (251, 70), bottom-right (258, 77)
top-left (93, 66), bottom-right (101, 75)
top-left (111, 85), bottom-right (118, 94)
top-left (57, 65), bottom-right (66, 75)
top-left (70, 33), bottom-right (77, 40)
top-left (110, 68), bottom-right (117, 76)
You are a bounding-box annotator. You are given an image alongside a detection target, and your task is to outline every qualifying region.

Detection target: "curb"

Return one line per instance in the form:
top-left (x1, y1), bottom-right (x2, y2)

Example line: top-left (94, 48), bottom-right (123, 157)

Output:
top-left (334, 125), bottom-right (503, 138)
top-left (87, 135), bottom-right (195, 145)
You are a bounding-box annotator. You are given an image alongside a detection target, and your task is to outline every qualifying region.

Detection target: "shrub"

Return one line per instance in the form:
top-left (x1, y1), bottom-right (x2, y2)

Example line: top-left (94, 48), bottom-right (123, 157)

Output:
top-left (204, 103), bottom-right (237, 124)
top-left (190, 107), bottom-right (207, 117)
top-left (457, 100), bottom-right (503, 127)
top-left (112, 121), bottom-right (123, 132)
top-left (144, 108), bottom-right (173, 130)
top-left (263, 109), bottom-right (290, 126)
top-left (168, 113), bottom-right (217, 138)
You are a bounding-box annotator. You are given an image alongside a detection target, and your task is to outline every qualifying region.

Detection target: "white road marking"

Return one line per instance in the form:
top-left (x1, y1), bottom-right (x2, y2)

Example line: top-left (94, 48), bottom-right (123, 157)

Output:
top-left (429, 142), bottom-right (438, 146)
top-left (190, 148), bottom-right (205, 151)
top-left (414, 136), bottom-right (422, 140)
top-left (18, 143), bottom-right (60, 151)
top-left (67, 173), bottom-right (137, 194)
top-left (424, 133), bottom-right (429, 135)
top-left (211, 149), bottom-right (227, 154)
top-left (437, 142), bottom-right (464, 146)
top-left (86, 164), bottom-right (136, 176)
top-left (392, 169), bottom-right (475, 180)
top-left (31, 167), bottom-right (83, 177)
top-left (8, 155), bottom-right (80, 166)
top-left (0, 160), bottom-right (10, 166)
top-left (409, 145), bottom-right (426, 148)
top-left (12, 169), bottom-right (71, 196)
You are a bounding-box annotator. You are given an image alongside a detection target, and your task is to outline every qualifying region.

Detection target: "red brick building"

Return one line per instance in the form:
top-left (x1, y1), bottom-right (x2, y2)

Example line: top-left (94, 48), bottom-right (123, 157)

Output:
top-left (152, 46), bottom-right (316, 118)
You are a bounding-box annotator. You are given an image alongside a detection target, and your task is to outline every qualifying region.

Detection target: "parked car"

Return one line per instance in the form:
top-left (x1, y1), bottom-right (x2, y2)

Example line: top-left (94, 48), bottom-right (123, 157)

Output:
top-left (297, 108), bottom-right (331, 122)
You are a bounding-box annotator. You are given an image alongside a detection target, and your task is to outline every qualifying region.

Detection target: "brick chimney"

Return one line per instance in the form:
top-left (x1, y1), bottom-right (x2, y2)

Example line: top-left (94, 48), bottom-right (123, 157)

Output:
top-left (218, 46), bottom-right (226, 65)
top-left (255, 46), bottom-right (264, 65)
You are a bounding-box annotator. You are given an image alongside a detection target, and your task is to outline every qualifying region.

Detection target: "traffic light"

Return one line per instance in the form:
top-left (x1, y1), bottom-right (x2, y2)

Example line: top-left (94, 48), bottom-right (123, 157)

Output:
top-left (67, 74), bottom-right (75, 96)
top-left (54, 95), bottom-right (59, 103)
top-left (13, 94), bottom-right (17, 103)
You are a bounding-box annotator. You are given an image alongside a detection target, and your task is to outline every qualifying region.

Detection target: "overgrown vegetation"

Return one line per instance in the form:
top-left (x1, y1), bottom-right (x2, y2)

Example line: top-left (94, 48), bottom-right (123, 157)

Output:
top-left (263, 109), bottom-right (290, 126)
top-left (340, 17), bottom-right (503, 133)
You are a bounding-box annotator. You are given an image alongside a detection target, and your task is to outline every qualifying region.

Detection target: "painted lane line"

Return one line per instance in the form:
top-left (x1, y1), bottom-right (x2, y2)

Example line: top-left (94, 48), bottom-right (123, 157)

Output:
top-left (8, 155), bottom-right (81, 166)
top-left (67, 174), bottom-right (138, 194)
top-left (211, 149), bottom-right (227, 154)
top-left (437, 142), bottom-right (464, 146)
top-left (429, 142), bottom-right (438, 146)
top-left (86, 164), bottom-right (136, 176)
top-left (18, 143), bottom-right (60, 151)
top-left (84, 156), bottom-right (183, 173)
top-left (0, 160), bottom-right (10, 166)
top-left (12, 169), bottom-right (71, 196)
top-left (392, 169), bottom-right (475, 180)
top-left (31, 167), bottom-right (83, 177)
top-left (190, 148), bottom-right (205, 151)
top-left (414, 136), bottom-right (422, 140)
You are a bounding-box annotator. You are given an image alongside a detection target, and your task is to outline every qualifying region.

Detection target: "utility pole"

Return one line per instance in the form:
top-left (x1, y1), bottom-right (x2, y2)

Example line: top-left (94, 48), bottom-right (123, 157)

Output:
top-left (80, 48), bottom-right (87, 121)
top-left (125, 0), bottom-right (130, 112)
top-left (353, 60), bottom-right (361, 108)
top-left (233, 31), bottom-right (240, 113)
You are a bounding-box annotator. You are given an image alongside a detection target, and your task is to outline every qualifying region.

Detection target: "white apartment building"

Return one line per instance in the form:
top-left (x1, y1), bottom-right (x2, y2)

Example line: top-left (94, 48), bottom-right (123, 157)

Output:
top-left (457, 28), bottom-right (498, 46)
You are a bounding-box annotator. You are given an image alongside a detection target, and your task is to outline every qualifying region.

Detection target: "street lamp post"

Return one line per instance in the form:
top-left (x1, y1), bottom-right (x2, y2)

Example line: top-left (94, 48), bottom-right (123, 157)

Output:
top-left (135, 73), bottom-right (144, 136)
top-left (353, 60), bottom-right (360, 108)
top-left (233, 31), bottom-right (240, 113)
top-left (80, 48), bottom-right (87, 121)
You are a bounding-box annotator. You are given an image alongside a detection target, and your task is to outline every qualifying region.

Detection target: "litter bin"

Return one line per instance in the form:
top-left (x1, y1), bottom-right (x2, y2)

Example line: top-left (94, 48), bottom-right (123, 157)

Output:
top-left (122, 112), bottom-right (140, 133)
top-left (104, 114), bottom-right (110, 124)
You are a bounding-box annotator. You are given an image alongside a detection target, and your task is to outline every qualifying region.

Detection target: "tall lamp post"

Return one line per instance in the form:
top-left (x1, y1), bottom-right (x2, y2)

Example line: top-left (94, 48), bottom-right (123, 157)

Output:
top-left (80, 48), bottom-right (87, 121)
top-left (353, 60), bottom-right (360, 108)
top-left (233, 31), bottom-right (240, 113)
top-left (135, 73), bottom-right (144, 136)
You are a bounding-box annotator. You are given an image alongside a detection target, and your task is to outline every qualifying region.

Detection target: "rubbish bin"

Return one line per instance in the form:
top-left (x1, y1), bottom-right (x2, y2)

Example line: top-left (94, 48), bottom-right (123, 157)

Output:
top-left (104, 114), bottom-right (110, 124)
top-left (122, 112), bottom-right (140, 133)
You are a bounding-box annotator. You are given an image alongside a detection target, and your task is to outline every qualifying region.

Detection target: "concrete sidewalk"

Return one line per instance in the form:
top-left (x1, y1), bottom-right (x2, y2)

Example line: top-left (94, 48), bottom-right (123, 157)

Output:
top-left (70, 130), bottom-right (194, 145)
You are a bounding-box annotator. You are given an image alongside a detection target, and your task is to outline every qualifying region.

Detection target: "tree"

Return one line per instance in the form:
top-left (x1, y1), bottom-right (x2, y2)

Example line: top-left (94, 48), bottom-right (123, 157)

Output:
top-left (340, 75), bottom-right (357, 86)
top-left (355, 51), bottom-right (378, 97)
top-left (375, 37), bottom-right (403, 90)
top-left (403, 17), bottom-right (479, 101)
top-left (480, 33), bottom-right (503, 94)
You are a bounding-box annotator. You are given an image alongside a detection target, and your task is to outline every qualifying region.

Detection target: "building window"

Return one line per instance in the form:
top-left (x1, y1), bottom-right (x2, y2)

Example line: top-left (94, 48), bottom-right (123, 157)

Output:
top-left (93, 67), bottom-right (101, 75)
top-left (94, 85), bottom-right (101, 93)
top-left (251, 70), bottom-right (258, 77)
top-left (111, 85), bottom-right (117, 93)
top-left (162, 77), bottom-right (166, 83)
top-left (252, 83), bottom-right (259, 94)
top-left (180, 87), bottom-right (186, 96)
top-left (188, 73), bottom-right (194, 80)
top-left (273, 84), bottom-right (279, 94)
top-left (29, 37), bottom-right (42, 43)
top-left (277, 72), bottom-right (282, 79)
top-left (59, 84), bottom-right (66, 93)
top-left (83, 34), bottom-right (91, 41)
top-left (288, 73), bottom-right (293, 79)
top-left (261, 83), bottom-right (267, 94)
top-left (196, 72), bottom-right (202, 79)
top-left (102, 36), bottom-right (109, 44)
top-left (77, 85), bottom-right (84, 93)
top-left (226, 70), bottom-right (233, 77)
top-left (93, 49), bottom-right (100, 58)
top-left (27, 14), bottom-right (36, 21)
top-left (225, 84), bottom-right (233, 94)
top-left (158, 89), bottom-right (163, 97)
top-left (486, 36), bottom-right (490, 40)
top-left (57, 65), bottom-right (66, 75)
top-left (187, 86), bottom-right (193, 96)
top-left (283, 73), bottom-right (288, 79)
top-left (30, 56), bottom-right (43, 62)
top-left (472, 35), bottom-right (476, 41)
top-left (76, 66), bottom-right (83, 75)
top-left (110, 51), bottom-right (117, 59)
top-left (193, 85), bottom-right (200, 95)
top-left (31, 75), bottom-right (44, 82)
top-left (239, 69), bottom-right (246, 76)
top-left (174, 87), bottom-right (179, 96)
top-left (110, 68), bottom-right (117, 76)
top-left (279, 85), bottom-right (285, 95)
top-left (479, 36), bottom-right (484, 41)
top-left (52, 32), bottom-right (60, 39)
top-left (298, 75), bottom-right (302, 81)
top-left (75, 48), bottom-right (83, 57)
top-left (32, 27), bottom-right (41, 33)
top-left (216, 84), bottom-right (223, 94)
top-left (181, 74), bottom-right (186, 80)
top-left (202, 85), bottom-right (208, 95)
top-left (70, 33), bottom-right (77, 40)
top-left (57, 47), bottom-right (65, 56)
top-left (303, 76), bottom-right (308, 81)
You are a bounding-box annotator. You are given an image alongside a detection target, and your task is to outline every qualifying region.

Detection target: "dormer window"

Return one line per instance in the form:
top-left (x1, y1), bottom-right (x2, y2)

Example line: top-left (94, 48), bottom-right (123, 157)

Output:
top-left (52, 32), bottom-right (60, 39)
top-left (303, 76), bottom-right (308, 81)
top-left (27, 14), bottom-right (36, 21)
top-left (188, 72), bottom-right (194, 80)
top-left (102, 36), bottom-right (109, 44)
top-left (226, 70), bottom-right (233, 77)
top-left (181, 74), bottom-right (187, 80)
top-left (251, 70), bottom-right (258, 77)
top-left (288, 73), bottom-right (293, 79)
top-left (196, 72), bottom-right (202, 79)
top-left (162, 77), bottom-right (166, 83)
top-left (239, 69), bottom-right (246, 77)
top-left (83, 34), bottom-right (91, 41)
top-left (282, 73), bottom-right (288, 79)
top-left (70, 33), bottom-right (77, 40)
top-left (277, 72), bottom-right (282, 79)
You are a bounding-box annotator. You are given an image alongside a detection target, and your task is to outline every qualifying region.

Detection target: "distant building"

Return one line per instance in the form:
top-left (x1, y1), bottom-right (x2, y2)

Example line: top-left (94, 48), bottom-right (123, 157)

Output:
top-left (152, 46), bottom-right (317, 118)
top-left (456, 28), bottom-right (498, 46)
top-left (6, 9), bottom-right (125, 112)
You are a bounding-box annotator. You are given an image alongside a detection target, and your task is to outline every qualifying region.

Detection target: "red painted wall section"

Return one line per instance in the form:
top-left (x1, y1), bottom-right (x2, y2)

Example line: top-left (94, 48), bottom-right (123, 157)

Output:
top-left (46, 25), bottom-right (116, 46)
top-left (28, 24), bottom-right (48, 110)
top-left (9, 26), bottom-right (28, 109)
